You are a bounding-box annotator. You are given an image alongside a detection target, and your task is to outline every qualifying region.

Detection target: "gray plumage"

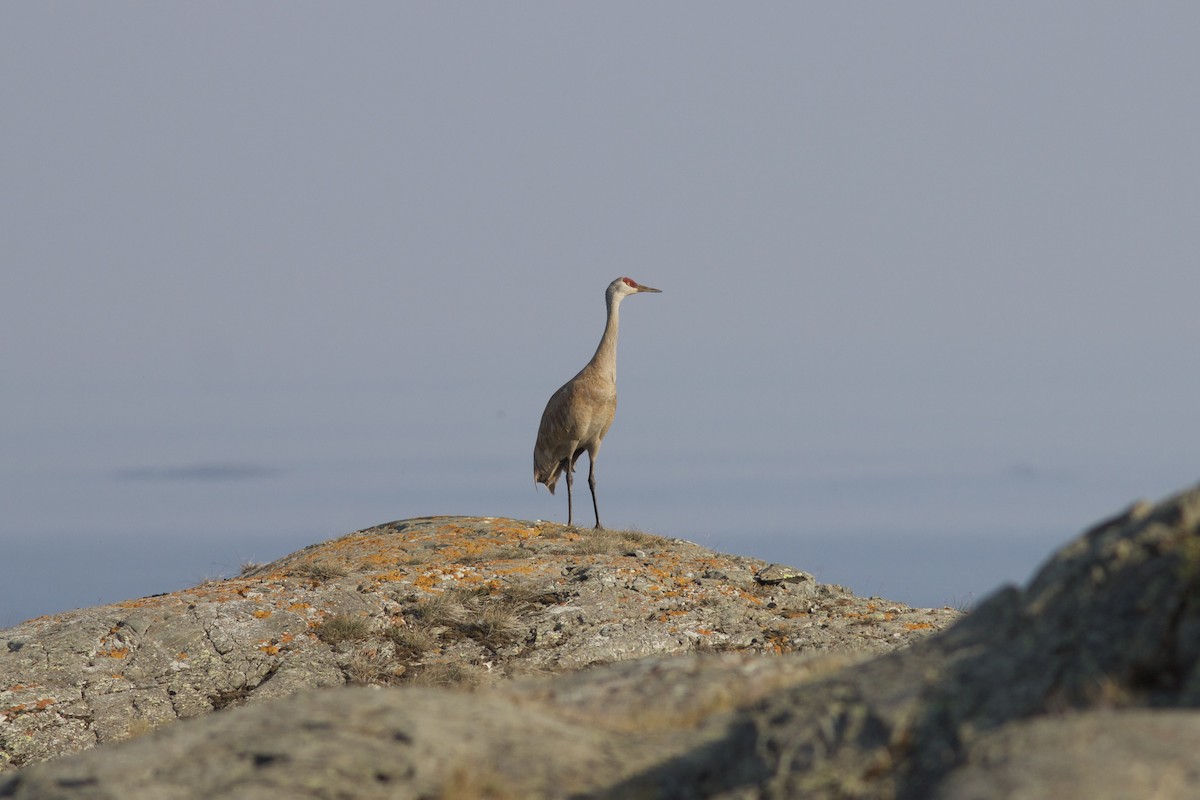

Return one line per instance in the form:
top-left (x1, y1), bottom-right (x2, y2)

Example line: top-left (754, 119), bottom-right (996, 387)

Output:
top-left (534, 277), bottom-right (661, 528)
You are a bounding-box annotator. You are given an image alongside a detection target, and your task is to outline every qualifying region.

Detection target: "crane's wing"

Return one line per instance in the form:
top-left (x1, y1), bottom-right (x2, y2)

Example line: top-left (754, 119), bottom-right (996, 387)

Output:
top-left (533, 381), bottom-right (578, 492)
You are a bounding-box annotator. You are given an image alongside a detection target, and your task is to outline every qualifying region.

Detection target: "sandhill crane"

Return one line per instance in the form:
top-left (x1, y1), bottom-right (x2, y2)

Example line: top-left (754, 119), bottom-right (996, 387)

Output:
top-left (534, 277), bottom-right (661, 528)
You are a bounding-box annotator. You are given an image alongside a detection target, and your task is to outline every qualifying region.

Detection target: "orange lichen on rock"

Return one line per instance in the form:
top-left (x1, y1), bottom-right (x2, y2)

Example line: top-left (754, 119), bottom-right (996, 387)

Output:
top-left (97, 647), bottom-right (130, 659)
top-left (367, 570), bottom-right (409, 584)
top-left (257, 639), bottom-right (283, 656)
top-left (413, 572), bottom-right (442, 592)
top-left (0, 704), bottom-right (26, 721)
top-left (1, 697), bottom-right (55, 721)
top-left (722, 586), bottom-right (765, 605)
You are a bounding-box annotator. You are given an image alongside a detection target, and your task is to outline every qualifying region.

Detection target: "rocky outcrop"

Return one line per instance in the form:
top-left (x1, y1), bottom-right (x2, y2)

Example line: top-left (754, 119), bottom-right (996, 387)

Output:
top-left (4, 483), bottom-right (1198, 799)
top-left (0, 517), bottom-right (954, 774)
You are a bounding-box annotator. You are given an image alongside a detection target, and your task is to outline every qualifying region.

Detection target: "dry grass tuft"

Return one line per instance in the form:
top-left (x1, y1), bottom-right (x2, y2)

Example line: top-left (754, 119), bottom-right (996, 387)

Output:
top-left (387, 624), bottom-right (439, 661)
top-left (294, 562), bottom-right (350, 582)
top-left (562, 527), bottom-right (658, 556)
top-left (411, 586), bottom-right (489, 629)
top-left (436, 766), bottom-right (521, 800)
top-left (409, 585), bottom-right (528, 650)
top-left (456, 545), bottom-right (536, 564)
top-left (311, 578), bottom-right (551, 689)
top-left (345, 647), bottom-right (408, 686)
top-left (398, 549), bottom-right (435, 566)
top-left (469, 602), bottom-right (526, 650)
top-left (315, 613), bottom-right (372, 645)
top-left (404, 660), bottom-right (492, 689)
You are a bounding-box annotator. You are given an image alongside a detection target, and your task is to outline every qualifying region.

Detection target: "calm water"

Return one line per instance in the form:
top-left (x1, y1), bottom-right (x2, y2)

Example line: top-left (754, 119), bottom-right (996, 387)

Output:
top-left (2, 384), bottom-right (1191, 628)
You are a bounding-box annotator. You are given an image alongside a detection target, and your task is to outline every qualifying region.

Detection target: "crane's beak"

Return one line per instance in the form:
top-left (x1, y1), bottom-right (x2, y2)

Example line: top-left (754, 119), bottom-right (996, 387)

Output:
top-left (636, 284), bottom-right (662, 293)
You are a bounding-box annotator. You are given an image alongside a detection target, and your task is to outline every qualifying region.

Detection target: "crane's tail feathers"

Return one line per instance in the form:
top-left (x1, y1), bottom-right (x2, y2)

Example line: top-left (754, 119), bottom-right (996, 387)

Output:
top-left (534, 462), bottom-right (562, 494)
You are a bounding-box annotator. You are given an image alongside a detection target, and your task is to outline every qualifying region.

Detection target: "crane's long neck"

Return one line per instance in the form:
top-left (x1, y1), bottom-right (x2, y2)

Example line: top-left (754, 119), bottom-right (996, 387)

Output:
top-left (586, 291), bottom-right (622, 382)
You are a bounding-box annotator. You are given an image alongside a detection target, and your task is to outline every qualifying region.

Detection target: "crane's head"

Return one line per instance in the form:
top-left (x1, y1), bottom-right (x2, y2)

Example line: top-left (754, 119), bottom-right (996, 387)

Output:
top-left (608, 277), bottom-right (662, 302)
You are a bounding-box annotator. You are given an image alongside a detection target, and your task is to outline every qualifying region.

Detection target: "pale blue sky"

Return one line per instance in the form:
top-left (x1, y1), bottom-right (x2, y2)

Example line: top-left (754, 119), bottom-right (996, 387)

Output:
top-left (3, 3), bottom-right (1198, 623)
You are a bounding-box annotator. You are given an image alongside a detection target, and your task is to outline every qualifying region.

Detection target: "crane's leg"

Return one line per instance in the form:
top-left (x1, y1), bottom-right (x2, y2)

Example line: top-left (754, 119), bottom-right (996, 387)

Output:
top-left (588, 452), bottom-right (602, 530)
top-left (562, 457), bottom-right (574, 526)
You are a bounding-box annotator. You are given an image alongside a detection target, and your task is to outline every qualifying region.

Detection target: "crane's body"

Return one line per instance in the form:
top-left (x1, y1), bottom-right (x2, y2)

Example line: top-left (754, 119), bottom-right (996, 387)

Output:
top-left (534, 277), bottom-right (661, 528)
